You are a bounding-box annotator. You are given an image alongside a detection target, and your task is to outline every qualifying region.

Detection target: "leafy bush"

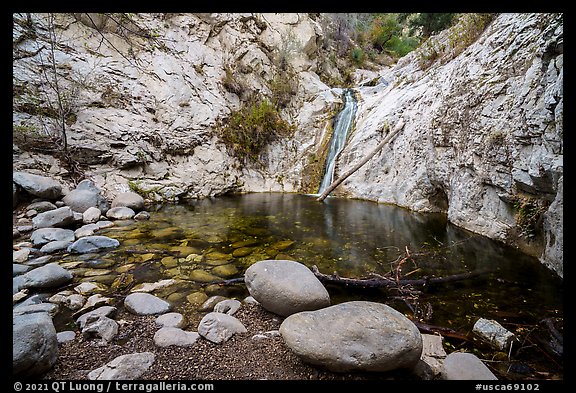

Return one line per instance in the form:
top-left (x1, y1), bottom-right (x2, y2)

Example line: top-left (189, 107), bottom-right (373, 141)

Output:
top-left (217, 97), bottom-right (295, 165)
top-left (350, 47), bottom-right (365, 65)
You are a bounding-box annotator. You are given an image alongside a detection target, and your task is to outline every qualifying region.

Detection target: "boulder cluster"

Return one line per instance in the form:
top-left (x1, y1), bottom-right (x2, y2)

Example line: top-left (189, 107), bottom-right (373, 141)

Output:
top-left (13, 171), bottom-right (148, 377)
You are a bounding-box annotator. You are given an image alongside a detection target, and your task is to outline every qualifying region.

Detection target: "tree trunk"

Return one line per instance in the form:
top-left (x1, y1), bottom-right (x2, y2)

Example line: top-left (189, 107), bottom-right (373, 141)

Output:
top-left (316, 118), bottom-right (405, 202)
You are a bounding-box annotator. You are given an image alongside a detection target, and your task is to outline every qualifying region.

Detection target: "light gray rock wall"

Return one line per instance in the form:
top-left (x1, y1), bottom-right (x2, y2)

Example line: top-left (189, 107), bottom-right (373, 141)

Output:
top-left (333, 13), bottom-right (563, 276)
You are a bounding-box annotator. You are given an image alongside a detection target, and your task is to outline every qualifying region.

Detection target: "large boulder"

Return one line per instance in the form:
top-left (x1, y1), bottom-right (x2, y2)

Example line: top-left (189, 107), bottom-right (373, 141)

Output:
top-left (279, 301), bottom-right (423, 373)
top-left (244, 260), bottom-right (330, 316)
top-left (13, 311), bottom-right (58, 377)
top-left (13, 171), bottom-right (62, 200)
top-left (32, 206), bottom-right (75, 228)
top-left (111, 191), bottom-right (145, 211)
top-left (67, 236), bottom-right (120, 253)
top-left (62, 179), bottom-right (109, 213)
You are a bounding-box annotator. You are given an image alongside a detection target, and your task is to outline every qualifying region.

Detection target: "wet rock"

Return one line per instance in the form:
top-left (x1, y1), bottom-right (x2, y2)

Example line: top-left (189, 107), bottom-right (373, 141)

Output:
top-left (155, 312), bottom-right (186, 328)
top-left (232, 247), bottom-right (253, 257)
top-left (112, 191), bottom-right (145, 211)
top-left (279, 301), bottom-right (423, 372)
top-left (13, 311), bottom-right (58, 377)
top-left (197, 312), bottom-right (247, 344)
top-left (187, 292), bottom-right (209, 308)
top-left (13, 172), bottom-right (62, 200)
top-left (124, 293), bottom-right (171, 315)
top-left (32, 206), bottom-right (75, 229)
top-left (231, 239), bottom-right (260, 248)
top-left (31, 228), bottom-right (75, 246)
top-left (63, 179), bottom-right (109, 214)
top-left (154, 327), bottom-right (199, 347)
top-left (189, 269), bottom-right (221, 283)
top-left (441, 352), bottom-right (498, 380)
top-left (21, 263), bottom-right (73, 289)
top-left (88, 352), bottom-right (156, 380)
top-left (244, 259), bottom-right (330, 316)
top-left (106, 206), bottom-right (136, 220)
top-left (161, 256), bottom-right (178, 268)
top-left (211, 263), bottom-right (239, 278)
top-left (67, 236), bottom-right (120, 253)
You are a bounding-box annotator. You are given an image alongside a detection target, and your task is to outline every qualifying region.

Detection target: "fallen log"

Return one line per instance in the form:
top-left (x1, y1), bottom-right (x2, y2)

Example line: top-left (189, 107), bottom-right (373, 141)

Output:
top-left (316, 118), bottom-right (405, 202)
top-left (412, 320), bottom-right (470, 341)
top-left (310, 265), bottom-right (490, 289)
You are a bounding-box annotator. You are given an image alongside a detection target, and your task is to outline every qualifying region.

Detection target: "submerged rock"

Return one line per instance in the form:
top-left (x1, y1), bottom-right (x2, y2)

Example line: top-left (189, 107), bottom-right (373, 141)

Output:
top-left (279, 301), bottom-right (423, 373)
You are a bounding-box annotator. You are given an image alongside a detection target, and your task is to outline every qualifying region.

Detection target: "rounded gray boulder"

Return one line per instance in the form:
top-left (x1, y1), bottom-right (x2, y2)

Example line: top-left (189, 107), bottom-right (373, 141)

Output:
top-left (124, 293), bottom-right (171, 315)
top-left (244, 260), bottom-right (330, 317)
top-left (279, 301), bottom-right (423, 373)
top-left (13, 311), bottom-right (58, 377)
top-left (111, 191), bottom-right (145, 211)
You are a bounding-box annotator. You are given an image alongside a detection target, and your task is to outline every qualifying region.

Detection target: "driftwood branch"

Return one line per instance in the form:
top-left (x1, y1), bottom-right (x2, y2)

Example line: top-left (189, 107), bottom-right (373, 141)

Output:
top-left (316, 118), bottom-right (405, 202)
top-left (310, 265), bottom-right (489, 289)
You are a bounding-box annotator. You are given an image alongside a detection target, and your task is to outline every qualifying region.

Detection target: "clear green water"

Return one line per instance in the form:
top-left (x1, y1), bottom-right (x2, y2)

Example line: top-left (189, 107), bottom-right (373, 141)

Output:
top-left (55, 192), bottom-right (563, 379)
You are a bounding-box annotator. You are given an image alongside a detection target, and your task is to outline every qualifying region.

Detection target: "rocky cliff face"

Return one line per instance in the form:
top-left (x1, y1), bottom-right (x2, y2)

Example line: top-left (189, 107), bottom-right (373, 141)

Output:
top-left (13, 12), bottom-right (335, 198)
top-left (335, 13), bottom-right (563, 276)
top-left (13, 13), bottom-right (563, 277)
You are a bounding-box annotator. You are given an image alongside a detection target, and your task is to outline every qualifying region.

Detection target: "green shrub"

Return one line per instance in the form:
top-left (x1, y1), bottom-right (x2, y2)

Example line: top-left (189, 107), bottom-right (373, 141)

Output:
top-left (217, 97), bottom-right (295, 165)
top-left (350, 47), bottom-right (365, 65)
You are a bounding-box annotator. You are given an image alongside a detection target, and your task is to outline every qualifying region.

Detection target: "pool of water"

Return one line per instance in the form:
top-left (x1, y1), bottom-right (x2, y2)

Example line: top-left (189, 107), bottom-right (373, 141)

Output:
top-left (54, 192), bottom-right (563, 379)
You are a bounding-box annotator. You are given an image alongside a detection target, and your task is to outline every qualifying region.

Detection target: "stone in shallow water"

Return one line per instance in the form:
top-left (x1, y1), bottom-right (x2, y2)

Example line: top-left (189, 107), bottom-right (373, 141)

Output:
top-left (189, 269), bottom-right (221, 283)
top-left (67, 236), bottom-right (120, 254)
top-left (21, 263), bottom-right (73, 289)
top-left (279, 301), bottom-right (423, 373)
top-left (187, 292), bottom-right (208, 308)
top-left (211, 263), bottom-right (239, 278)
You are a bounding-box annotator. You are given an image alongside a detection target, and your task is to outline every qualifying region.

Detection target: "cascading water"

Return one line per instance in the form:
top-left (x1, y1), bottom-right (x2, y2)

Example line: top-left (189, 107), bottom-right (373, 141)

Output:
top-left (317, 89), bottom-right (358, 195)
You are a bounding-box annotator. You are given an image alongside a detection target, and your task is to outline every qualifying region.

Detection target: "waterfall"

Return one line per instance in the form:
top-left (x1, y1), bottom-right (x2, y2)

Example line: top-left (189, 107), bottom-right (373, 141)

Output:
top-left (317, 89), bottom-right (358, 195)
